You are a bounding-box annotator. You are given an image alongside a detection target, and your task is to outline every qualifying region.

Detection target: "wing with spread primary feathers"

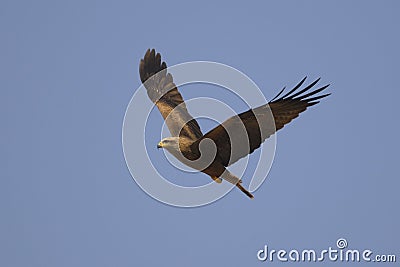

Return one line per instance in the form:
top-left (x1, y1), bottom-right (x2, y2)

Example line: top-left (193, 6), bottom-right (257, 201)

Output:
top-left (139, 49), bottom-right (203, 140)
top-left (191, 77), bottom-right (330, 167)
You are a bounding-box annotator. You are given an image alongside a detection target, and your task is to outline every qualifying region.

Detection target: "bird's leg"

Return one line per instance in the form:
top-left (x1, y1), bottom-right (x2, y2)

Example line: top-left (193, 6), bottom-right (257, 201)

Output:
top-left (211, 176), bottom-right (222, 183)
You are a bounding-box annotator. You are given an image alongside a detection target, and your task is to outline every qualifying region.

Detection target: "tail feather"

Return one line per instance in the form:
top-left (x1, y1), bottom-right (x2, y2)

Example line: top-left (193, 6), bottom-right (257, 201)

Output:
top-left (236, 183), bottom-right (254, 199)
top-left (219, 171), bottom-right (254, 198)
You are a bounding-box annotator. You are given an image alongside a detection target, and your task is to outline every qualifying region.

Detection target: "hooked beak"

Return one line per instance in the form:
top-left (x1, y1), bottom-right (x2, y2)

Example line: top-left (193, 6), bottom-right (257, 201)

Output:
top-left (157, 142), bottom-right (163, 149)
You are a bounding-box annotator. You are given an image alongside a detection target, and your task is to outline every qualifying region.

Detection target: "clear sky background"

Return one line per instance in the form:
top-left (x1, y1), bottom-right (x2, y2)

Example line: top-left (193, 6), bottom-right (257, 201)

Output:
top-left (1, 1), bottom-right (399, 266)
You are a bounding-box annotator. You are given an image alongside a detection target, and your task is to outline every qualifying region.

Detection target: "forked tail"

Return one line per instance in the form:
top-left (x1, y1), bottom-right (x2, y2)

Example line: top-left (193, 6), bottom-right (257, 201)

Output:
top-left (220, 171), bottom-right (254, 199)
top-left (236, 183), bottom-right (254, 199)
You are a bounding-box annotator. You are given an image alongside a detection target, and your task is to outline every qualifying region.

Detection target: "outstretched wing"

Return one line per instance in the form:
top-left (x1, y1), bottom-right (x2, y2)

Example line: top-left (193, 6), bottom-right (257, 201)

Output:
top-left (139, 49), bottom-right (203, 140)
top-left (191, 77), bottom-right (330, 166)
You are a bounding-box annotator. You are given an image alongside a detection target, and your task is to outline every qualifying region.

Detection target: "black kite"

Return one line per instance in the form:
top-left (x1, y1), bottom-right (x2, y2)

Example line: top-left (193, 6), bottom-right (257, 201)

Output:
top-left (139, 49), bottom-right (330, 198)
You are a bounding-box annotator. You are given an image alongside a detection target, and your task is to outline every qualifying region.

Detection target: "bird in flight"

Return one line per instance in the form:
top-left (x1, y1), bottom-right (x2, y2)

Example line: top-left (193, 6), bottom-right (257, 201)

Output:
top-left (139, 49), bottom-right (330, 199)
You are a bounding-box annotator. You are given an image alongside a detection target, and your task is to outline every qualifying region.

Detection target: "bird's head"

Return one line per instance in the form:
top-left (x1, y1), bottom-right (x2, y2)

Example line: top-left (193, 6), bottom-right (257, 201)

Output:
top-left (157, 137), bottom-right (180, 151)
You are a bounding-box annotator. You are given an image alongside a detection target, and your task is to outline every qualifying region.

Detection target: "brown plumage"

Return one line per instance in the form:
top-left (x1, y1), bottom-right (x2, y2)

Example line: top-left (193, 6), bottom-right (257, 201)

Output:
top-left (140, 48), bottom-right (330, 199)
top-left (139, 49), bottom-right (202, 140)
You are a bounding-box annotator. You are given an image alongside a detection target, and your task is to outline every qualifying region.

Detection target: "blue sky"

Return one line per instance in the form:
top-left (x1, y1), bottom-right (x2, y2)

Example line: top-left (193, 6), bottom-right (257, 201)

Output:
top-left (1, 1), bottom-right (399, 266)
